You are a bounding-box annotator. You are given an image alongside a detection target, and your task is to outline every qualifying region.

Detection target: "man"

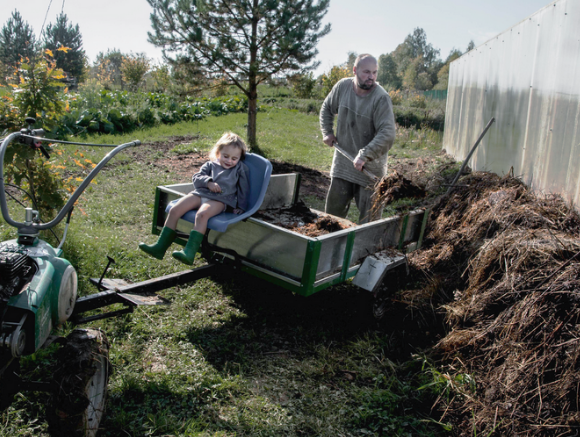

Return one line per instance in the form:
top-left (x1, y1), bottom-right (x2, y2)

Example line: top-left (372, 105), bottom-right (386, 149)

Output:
top-left (319, 53), bottom-right (395, 223)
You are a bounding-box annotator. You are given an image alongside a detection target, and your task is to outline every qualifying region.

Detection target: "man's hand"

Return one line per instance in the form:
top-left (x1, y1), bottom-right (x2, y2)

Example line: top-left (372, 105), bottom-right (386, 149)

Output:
top-left (353, 156), bottom-right (366, 172)
top-left (323, 134), bottom-right (337, 147)
top-left (208, 181), bottom-right (221, 193)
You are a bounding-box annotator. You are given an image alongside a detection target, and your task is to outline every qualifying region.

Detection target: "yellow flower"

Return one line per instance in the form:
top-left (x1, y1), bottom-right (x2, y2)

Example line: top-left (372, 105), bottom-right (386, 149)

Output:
top-left (73, 158), bottom-right (86, 169)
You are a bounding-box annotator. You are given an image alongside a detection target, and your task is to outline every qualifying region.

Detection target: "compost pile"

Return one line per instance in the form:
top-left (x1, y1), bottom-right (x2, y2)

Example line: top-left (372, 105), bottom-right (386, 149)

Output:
top-left (409, 171), bottom-right (580, 435)
top-left (255, 200), bottom-right (354, 237)
top-left (373, 170), bottom-right (426, 205)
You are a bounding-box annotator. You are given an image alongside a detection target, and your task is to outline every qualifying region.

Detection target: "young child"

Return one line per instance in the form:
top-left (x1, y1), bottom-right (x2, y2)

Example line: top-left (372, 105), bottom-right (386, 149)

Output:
top-left (139, 132), bottom-right (250, 265)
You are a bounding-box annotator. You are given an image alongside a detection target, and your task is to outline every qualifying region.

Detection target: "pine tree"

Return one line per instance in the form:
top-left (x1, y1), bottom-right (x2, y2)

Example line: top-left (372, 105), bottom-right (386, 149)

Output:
top-left (147, 0), bottom-right (331, 148)
top-left (42, 13), bottom-right (86, 82)
top-left (0, 10), bottom-right (36, 70)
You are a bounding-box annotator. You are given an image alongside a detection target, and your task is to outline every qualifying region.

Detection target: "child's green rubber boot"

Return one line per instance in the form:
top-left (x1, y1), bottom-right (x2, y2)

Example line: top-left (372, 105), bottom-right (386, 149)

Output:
top-left (139, 227), bottom-right (177, 260)
top-left (172, 230), bottom-right (204, 265)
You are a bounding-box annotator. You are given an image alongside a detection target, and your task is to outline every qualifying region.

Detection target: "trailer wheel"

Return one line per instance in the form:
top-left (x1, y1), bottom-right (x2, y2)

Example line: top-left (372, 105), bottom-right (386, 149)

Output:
top-left (372, 289), bottom-right (388, 320)
top-left (48, 328), bottom-right (111, 437)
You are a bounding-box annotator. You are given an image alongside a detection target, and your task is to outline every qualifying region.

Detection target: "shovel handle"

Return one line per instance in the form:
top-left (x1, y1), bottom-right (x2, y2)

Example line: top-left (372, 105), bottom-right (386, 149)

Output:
top-left (333, 142), bottom-right (380, 182)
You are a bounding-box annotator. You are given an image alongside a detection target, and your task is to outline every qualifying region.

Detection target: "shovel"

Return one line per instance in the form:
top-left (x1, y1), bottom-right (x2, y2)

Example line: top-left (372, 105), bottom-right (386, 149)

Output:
top-left (332, 142), bottom-right (380, 182)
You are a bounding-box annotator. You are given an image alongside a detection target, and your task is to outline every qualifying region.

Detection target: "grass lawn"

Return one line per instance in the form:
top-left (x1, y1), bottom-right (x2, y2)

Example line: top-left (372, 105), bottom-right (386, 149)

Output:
top-left (0, 109), bottom-right (454, 436)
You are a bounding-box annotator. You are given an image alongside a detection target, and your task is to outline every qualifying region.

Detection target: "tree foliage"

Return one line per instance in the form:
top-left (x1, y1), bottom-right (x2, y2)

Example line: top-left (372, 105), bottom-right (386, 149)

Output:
top-left (392, 28), bottom-right (440, 75)
top-left (433, 48), bottom-right (463, 90)
top-left (42, 13), bottom-right (86, 81)
top-left (149, 63), bottom-right (172, 93)
top-left (94, 49), bottom-right (125, 89)
top-left (121, 53), bottom-right (150, 91)
top-left (288, 72), bottom-right (317, 98)
top-left (0, 10), bottom-right (36, 82)
top-left (377, 53), bottom-right (401, 90)
top-left (320, 64), bottom-right (350, 96)
top-left (345, 51), bottom-right (357, 71)
top-left (11, 50), bottom-right (66, 129)
top-left (147, 0), bottom-right (331, 147)
top-left (4, 50), bottom-right (68, 218)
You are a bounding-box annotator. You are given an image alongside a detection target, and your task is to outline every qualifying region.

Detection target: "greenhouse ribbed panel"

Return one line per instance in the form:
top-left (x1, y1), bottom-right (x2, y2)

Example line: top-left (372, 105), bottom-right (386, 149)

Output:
top-left (443, 0), bottom-right (580, 206)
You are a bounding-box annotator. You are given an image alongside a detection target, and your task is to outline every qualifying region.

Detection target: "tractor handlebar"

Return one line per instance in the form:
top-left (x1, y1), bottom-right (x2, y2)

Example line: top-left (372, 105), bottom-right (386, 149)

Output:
top-left (0, 124), bottom-right (141, 231)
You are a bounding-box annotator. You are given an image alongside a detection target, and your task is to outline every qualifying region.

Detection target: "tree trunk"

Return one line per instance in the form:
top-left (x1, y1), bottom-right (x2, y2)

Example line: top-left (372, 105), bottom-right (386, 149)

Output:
top-left (247, 0), bottom-right (258, 150)
top-left (247, 91), bottom-right (258, 148)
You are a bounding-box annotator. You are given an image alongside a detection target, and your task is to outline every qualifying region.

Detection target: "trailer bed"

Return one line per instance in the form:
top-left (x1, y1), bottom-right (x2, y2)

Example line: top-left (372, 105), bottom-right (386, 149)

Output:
top-left (151, 173), bottom-right (427, 296)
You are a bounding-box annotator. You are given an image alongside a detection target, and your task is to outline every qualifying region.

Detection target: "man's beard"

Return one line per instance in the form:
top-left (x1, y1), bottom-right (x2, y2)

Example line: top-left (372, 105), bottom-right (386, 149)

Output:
top-left (356, 77), bottom-right (374, 90)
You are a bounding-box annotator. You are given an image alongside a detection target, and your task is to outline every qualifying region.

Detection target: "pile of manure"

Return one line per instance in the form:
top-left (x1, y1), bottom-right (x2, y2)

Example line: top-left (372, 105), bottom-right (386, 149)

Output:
top-left (408, 171), bottom-right (580, 436)
top-left (371, 170), bottom-right (426, 215)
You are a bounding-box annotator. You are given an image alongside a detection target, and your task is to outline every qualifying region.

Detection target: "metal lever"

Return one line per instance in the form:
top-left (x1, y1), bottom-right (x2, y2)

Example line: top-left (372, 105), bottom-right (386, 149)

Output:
top-left (97, 256), bottom-right (116, 290)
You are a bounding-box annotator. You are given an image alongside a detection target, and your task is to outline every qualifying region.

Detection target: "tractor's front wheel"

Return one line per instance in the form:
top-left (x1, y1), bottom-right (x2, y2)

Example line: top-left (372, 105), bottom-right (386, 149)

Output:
top-left (48, 328), bottom-right (111, 437)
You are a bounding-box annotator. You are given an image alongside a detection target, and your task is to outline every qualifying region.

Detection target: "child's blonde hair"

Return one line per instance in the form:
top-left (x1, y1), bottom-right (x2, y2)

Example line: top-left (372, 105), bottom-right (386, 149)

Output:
top-left (209, 132), bottom-right (247, 161)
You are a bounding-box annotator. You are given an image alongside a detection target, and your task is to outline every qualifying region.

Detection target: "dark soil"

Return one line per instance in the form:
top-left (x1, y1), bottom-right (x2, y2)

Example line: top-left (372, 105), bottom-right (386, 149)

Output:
top-left (254, 200), bottom-right (355, 237)
top-left (268, 161), bottom-right (330, 200)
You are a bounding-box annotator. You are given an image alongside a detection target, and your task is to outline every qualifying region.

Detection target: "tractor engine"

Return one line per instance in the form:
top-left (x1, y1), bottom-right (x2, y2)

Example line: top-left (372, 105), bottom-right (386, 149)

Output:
top-left (0, 250), bottom-right (30, 300)
top-left (0, 246), bottom-right (35, 358)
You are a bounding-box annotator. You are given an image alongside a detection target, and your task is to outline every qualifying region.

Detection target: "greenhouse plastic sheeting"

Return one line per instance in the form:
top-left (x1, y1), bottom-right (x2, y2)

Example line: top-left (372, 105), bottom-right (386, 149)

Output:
top-left (443, 0), bottom-right (580, 206)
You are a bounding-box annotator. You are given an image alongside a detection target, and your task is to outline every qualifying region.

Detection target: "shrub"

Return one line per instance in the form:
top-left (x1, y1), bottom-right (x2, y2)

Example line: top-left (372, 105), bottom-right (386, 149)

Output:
top-left (320, 65), bottom-right (350, 96)
top-left (393, 107), bottom-right (445, 131)
top-left (389, 89), bottom-right (403, 106)
top-left (409, 94), bottom-right (427, 108)
top-left (288, 72), bottom-right (317, 99)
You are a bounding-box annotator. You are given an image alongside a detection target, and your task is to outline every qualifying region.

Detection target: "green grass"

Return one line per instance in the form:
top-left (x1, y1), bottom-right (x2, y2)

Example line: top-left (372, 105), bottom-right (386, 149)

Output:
top-left (0, 108), bottom-right (454, 436)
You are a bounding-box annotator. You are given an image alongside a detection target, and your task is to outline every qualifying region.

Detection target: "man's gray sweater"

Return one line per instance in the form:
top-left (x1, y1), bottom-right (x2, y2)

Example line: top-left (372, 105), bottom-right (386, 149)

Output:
top-left (320, 78), bottom-right (396, 186)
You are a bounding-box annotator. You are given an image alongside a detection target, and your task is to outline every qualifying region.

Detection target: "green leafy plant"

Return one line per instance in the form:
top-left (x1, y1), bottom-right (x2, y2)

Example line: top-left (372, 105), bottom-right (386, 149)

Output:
top-left (320, 65), bottom-right (350, 97)
top-left (3, 49), bottom-right (90, 219)
top-left (11, 49), bottom-right (67, 132)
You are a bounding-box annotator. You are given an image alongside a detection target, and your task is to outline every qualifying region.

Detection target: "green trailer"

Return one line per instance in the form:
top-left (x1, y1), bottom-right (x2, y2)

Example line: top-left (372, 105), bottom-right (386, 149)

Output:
top-left (151, 173), bottom-right (428, 297)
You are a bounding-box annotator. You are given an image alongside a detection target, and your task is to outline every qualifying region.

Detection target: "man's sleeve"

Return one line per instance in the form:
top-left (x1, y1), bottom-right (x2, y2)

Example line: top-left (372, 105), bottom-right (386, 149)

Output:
top-left (319, 82), bottom-right (341, 137)
top-left (192, 162), bottom-right (213, 188)
top-left (356, 94), bottom-right (396, 163)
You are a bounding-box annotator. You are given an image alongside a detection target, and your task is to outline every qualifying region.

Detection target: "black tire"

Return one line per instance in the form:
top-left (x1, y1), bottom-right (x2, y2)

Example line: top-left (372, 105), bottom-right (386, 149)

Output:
top-left (48, 328), bottom-right (111, 437)
top-left (371, 287), bottom-right (389, 320)
top-left (0, 358), bottom-right (20, 410)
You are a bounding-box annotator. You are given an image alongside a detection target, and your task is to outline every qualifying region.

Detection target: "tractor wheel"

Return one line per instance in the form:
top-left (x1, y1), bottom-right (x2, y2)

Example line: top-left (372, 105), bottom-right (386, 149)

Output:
top-left (0, 358), bottom-right (20, 410)
top-left (48, 328), bottom-right (111, 437)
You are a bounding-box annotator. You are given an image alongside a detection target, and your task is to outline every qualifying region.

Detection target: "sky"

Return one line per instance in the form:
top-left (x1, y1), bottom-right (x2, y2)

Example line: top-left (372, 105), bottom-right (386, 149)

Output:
top-left (1, 0), bottom-right (554, 76)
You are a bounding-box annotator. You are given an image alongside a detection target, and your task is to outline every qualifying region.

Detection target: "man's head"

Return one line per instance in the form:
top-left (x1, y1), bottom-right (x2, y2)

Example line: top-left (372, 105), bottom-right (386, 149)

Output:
top-left (353, 54), bottom-right (378, 91)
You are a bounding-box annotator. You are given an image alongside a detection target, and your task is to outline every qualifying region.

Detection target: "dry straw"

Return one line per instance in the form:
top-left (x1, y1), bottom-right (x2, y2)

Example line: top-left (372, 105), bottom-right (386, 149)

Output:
top-left (408, 171), bottom-right (580, 435)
